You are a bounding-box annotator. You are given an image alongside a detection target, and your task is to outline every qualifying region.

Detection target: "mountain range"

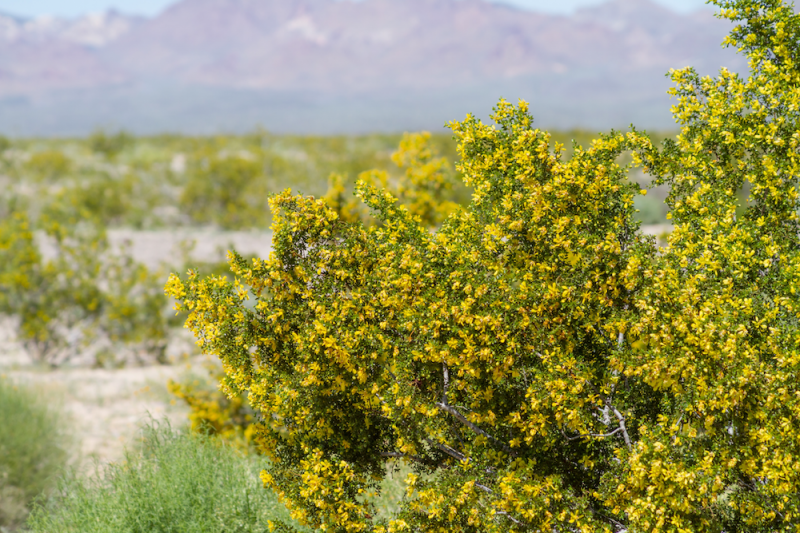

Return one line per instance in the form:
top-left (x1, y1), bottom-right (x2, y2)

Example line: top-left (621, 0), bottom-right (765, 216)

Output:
top-left (0, 0), bottom-right (745, 136)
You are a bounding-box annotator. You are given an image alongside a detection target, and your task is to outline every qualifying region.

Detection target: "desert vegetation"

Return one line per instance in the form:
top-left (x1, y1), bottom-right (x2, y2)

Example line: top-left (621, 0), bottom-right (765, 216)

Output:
top-left (0, 124), bottom-right (670, 532)
top-left (0, 378), bottom-right (68, 530)
top-left (7, 0), bottom-right (798, 531)
top-left (25, 421), bottom-right (304, 533)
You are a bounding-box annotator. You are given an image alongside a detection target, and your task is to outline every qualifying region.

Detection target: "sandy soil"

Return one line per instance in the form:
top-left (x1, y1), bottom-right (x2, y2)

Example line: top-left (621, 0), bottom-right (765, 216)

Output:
top-left (37, 229), bottom-right (274, 270)
top-left (4, 365), bottom-right (190, 469)
top-left (0, 320), bottom-right (200, 470)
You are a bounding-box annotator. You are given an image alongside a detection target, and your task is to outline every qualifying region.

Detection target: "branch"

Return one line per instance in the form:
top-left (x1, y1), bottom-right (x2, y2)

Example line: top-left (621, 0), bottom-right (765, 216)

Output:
top-left (474, 483), bottom-right (493, 493)
top-left (496, 511), bottom-right (526, 526)
top-left (380, 451), bottom-right (431, 466)
top-left (562, 427), bottom-right (624, 441)
top-left (435, 402), bottom-right (517, 457)
top-left (442, 363), bottom-right (450, 404)
top-left (425, 438), bottom-right (468, 462)
top-left (610, 406), bottom-right (632, 449)
top-left (581, 378), bottom-right (632, 450)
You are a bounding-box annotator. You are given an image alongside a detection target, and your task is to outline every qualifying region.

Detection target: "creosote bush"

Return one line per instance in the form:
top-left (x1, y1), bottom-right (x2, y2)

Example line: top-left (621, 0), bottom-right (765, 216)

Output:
top-left (168, 1), bottom-right (800, 531)
top-left (168, 365), bottom-right (259, 450)
top-left (324, 132), bottom-right (460, 227)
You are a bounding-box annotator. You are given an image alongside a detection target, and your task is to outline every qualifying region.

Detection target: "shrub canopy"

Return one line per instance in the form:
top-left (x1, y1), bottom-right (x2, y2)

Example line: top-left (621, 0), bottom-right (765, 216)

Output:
top-left (167, 1), bottom-right (800, 531)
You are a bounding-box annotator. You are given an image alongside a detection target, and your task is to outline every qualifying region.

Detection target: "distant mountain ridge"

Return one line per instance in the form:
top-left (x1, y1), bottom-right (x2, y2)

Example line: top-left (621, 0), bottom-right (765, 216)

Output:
top-left (0, 0), bottom-right (745, 135)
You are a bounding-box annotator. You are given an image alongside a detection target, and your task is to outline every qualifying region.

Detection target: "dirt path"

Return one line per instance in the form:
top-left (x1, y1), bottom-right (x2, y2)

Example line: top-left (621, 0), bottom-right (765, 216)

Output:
top-left (36, 229), bottom-right (274, 270)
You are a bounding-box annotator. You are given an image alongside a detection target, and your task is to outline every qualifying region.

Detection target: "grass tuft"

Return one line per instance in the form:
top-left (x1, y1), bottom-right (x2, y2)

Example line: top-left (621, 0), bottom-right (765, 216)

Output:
top-left (0, 377), bottom-right (69, 532)
top-left (26, 420), bottom-right (303, 533)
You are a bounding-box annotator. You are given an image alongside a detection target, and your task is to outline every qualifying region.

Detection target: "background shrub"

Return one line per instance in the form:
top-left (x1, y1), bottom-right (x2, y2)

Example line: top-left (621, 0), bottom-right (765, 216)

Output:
top-left (26, 421), bottom-right (304, 533)
top-left (168, 365), bottom-right (258, 450)
top-left (0, 378), bottom-right (69, 531)
top-left (88, 130), bottom-right (132, 159)
top-left (23, 150), bottom-right (71, 182)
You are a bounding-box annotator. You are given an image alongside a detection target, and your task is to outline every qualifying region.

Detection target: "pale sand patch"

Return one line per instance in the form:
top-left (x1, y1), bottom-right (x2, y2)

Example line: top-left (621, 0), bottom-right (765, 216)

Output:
top-left (3, 364), bottom-right (193, 470)
top-left (0, 319), bottom-right (204, 469)
top-left (36, 229), bottom-right (274, 270)
top-left (106, 229), bottom-right (274, 270)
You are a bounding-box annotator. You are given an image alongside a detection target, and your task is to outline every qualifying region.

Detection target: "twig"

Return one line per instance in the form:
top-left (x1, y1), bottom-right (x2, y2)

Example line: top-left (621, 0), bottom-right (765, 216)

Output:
top-left (580, 378), bottom-right (632, 450)
top-left (435, 402), bottom-right (517, 457)
top-left (380, 451), bottom-right (430, 465)
top-left (442, 363), bottom-right (450, 404)
top-left (562, 427), bottom-right (624, 441)
top-left (425, 438), bottom-right (468, 462)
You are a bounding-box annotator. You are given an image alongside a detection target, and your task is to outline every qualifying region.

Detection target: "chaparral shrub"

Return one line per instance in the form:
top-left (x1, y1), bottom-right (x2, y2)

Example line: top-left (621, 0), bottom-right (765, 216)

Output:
top-left (166, 0), bottom-right (800, 531)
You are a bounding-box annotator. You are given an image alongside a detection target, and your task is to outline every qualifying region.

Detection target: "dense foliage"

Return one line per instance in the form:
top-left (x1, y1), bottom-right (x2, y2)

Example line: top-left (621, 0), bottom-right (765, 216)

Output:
top-left (167, 0), bottom-right (800, 531)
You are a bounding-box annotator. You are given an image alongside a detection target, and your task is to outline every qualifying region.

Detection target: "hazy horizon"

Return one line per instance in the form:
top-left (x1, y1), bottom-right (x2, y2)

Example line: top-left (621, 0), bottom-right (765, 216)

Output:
top-left (0, 0), bottom-right (713, 19)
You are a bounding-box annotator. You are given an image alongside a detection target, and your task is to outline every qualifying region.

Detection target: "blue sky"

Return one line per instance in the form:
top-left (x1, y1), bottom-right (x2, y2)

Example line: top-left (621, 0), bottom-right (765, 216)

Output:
top-left (0, 0), bottom-right (712, 19)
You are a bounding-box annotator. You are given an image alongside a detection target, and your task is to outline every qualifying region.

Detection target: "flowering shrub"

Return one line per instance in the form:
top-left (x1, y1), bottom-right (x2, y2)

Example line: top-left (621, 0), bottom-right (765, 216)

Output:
top-left (0, 211), bottom-right (168, 366)
top-left (167, 1), bottom-right (800, 531)
top-left (324, 132), bottom-right (459, 227)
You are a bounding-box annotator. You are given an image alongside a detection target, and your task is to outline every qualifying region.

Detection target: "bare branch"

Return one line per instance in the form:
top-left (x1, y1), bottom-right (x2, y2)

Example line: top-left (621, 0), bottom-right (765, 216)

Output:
top-left (435, 402), bottom-right (517, 457)
top-left (496, 511), bottom-right (526, 526)
top-left (442, 363), bottom-right (450, 404)
top-left (562, 427), bottom-right (623, 441)
top-left (610, 406), bottom-right (632, 449)
top-left (474, 483), bottom-right (493, 493)
top-left (580, 378), bottom-right (632, 450)
top-left (425, 438), bottom-right (468, 462)
top-left (380, 451), bottom-right (430, 465)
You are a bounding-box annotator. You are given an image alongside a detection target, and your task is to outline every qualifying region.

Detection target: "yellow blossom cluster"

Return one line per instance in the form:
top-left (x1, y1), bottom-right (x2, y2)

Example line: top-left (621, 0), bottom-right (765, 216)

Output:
top-left (324, 132), bottom-right (459, 228)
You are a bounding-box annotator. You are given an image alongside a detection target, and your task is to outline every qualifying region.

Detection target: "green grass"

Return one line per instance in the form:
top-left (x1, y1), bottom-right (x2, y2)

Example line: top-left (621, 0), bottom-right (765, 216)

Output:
top-left (26, 421), bottom-right (305, 533)
top-left (0, 377), bottom-right (69, 531)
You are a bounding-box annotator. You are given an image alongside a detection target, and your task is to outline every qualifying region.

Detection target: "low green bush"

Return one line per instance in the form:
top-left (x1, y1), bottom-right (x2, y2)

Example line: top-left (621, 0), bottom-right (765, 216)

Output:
top-left (0, 211), bottom-right (169, 367)
top-left (0, 377), bottom-right (68, 531)
top-left (26, 421), bottom-right (304, 533)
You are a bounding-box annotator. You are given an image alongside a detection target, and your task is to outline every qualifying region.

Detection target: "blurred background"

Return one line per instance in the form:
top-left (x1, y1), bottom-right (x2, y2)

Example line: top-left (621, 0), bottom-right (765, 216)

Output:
top-left (0, 0), bottom-right (739, 135)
